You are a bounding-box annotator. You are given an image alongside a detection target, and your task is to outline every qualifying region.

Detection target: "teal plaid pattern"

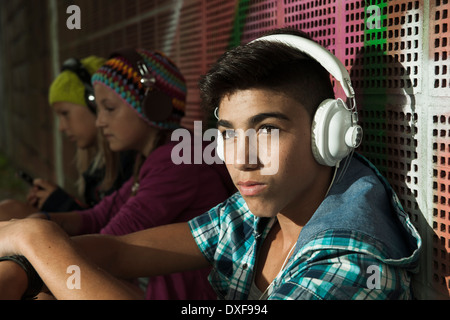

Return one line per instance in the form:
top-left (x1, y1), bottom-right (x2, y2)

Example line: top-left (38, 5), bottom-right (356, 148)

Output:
top-left (188, 191), bottom-right (420, 300)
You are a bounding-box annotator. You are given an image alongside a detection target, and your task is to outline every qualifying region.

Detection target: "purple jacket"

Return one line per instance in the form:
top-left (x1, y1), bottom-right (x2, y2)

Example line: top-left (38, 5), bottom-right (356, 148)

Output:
top-left (77, 140), bottom-right (235, 299)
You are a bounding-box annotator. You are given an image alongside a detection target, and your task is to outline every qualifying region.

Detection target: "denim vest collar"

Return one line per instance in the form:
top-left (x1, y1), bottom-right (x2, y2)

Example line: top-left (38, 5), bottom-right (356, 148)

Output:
top-left (294, 153), bottom-right (421, 264)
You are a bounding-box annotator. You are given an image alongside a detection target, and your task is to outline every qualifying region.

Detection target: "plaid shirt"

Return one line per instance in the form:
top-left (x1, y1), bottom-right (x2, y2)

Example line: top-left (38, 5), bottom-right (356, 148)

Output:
top-left (188, 155), bottom-right (422, 300)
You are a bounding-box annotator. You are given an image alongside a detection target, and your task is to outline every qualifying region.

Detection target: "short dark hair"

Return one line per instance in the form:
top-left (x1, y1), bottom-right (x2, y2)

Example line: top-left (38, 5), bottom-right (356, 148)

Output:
top-left (199, 28), bottom-right (335, 121)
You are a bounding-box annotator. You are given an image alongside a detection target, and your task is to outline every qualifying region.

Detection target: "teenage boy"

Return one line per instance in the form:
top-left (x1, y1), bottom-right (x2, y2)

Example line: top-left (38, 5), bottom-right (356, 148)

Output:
top-left (0, 28), bottom-right (421, 300)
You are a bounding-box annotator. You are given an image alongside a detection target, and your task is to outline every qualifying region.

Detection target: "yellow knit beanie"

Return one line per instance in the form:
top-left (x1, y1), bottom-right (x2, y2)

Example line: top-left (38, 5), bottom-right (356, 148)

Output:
top-left (48, 55), bottom-right (106, 108)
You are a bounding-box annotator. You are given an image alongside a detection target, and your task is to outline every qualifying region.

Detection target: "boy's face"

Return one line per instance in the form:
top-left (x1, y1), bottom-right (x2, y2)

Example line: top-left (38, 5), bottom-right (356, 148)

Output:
top-left (217, 88), bottom-right (332, 220)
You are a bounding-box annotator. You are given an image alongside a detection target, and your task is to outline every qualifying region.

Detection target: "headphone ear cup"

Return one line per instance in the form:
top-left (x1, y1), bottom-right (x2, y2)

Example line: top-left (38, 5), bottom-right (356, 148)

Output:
top-left (142, 90), bottom-right (173, 122)
top-left (311, 98), bottom-right (355, 167)
top-left (311, 100), bottom-right (329, 166)
top-left (216, 130), bottom-right (225, 162)
top-left (84, 85), bottom-right (97, 114)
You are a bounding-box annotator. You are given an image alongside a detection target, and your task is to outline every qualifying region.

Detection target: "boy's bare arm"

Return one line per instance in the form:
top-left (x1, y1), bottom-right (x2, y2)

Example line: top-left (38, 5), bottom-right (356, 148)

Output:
top-left (72, 222), bottom-right (209, 279)
top-left (0, 219), bottom-right (209, 299)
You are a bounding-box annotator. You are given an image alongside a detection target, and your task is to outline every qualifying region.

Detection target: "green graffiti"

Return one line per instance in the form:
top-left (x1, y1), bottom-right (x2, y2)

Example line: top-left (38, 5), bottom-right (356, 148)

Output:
top-left (362, 0), bottom-right (389, 174)
top-left (228, 0), bottom-right (251, 49)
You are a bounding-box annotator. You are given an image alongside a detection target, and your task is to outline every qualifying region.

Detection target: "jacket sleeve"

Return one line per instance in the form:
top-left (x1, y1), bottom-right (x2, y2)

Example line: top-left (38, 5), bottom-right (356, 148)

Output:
top-left (77, 144), bottom-right (201, 236)
top-left (97, 159), bottom-right (201, 236)
top-left (75, 177), bottom-right (131, 235)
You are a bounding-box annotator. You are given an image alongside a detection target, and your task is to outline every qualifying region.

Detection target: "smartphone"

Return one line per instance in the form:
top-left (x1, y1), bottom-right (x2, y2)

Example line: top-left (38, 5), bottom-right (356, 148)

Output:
top-left (16, 170), bottom-right (34, 186)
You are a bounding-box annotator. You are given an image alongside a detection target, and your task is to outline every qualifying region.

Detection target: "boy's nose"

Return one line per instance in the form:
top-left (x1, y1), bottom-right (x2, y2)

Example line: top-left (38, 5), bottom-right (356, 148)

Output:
top-left (230, 134), bottom-right (259, 171)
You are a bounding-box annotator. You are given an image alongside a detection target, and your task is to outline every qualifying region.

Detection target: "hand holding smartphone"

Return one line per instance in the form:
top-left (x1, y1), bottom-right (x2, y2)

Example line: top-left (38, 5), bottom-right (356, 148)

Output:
top-left (16, 170), bottom-right (35, 186)
top-left (17, 171), bottom-right (58, 208)
top-left (17, 170), bottom-right (44, 191)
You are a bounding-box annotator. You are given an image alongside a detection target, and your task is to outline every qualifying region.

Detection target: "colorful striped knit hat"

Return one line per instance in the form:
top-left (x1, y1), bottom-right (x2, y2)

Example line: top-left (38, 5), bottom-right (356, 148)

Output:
top-left (92, 49), bottom-right (186, 130)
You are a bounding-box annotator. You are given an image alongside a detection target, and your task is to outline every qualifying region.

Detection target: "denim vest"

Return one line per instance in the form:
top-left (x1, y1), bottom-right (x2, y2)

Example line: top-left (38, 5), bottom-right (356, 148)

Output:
top-left (295, 153), bottom-right (421, 265)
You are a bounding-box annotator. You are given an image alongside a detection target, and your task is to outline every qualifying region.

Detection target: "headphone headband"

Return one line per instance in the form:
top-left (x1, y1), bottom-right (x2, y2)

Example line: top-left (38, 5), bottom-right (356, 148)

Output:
top-left (61, 58), bottom-right (92, 83)
top-left (61, 58), bottom-right (97, 114)
top-left (250, 34), bottom-right (355, 99)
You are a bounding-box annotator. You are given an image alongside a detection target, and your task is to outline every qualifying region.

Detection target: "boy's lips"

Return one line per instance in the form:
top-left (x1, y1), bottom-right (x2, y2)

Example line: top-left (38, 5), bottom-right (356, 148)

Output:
top-left (237, 181), bottom-right (267, 196)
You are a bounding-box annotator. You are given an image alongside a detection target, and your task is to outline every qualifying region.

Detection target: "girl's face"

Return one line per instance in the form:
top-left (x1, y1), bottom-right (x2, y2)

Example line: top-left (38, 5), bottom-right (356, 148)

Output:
top-left (217, 88), bottom-right (333, 222)
top-left (53, 102), bottom-right (97, 149)
top-left (94, 83), bottom-right (156, 155)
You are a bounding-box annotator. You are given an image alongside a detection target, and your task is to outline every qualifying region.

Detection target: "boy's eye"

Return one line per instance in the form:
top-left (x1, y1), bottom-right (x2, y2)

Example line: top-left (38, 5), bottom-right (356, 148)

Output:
top-left (258, 125), bottom-right (278, 134)
top-left (222, 129), bottom-right (236, 140)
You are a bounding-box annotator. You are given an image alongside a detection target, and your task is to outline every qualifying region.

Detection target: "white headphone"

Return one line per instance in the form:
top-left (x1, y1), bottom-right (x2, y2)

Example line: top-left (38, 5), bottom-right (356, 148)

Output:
top-left (215, 33), bottom-right (363, 167)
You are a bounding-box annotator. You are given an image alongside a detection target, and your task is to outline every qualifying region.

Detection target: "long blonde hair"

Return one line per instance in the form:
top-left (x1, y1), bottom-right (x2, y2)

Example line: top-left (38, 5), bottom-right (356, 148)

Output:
top-left (74, 129), bottom-right (119, 197)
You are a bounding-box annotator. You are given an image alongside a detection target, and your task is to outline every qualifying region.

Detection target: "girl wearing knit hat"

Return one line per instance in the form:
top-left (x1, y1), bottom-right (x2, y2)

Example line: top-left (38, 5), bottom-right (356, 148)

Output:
top-left (0, 56), bottom-right (133, 220)
top-left (18, 49), bottom-right (234, 300)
